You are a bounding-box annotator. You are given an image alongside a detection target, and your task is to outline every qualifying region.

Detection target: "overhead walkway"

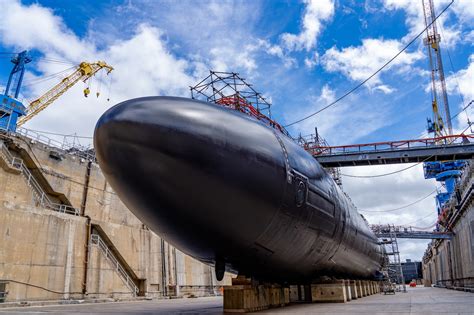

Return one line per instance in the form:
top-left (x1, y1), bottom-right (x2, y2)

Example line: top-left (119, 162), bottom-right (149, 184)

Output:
top-left (310, 134), bottom-right (474, 167)
top-left (372, 224), bottom-right (453, 240)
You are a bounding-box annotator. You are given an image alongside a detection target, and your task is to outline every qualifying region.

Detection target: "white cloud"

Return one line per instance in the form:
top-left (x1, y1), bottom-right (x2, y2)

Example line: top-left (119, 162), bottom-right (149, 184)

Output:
top-left (0, 0), bottom-right (90, 61)
top-left (383, 0), bottom-right (465, 49)
top-left (109, 0), bottom-right (271, 76)
top-left (285, 84), bottom-right (388, 144)
top-left (304, 52), bottom-right (319, 69)
top-left (373, 84), bottom-right (396, 94)
top-left (281, 0), bottom-right (334, 52)
top-left (342, 163), bottom-right (439, 261)
top-left (446, 54), bottom-right (474, 131)
top-left (0, 0), bottom-right (195, 139)
top-left (258, 39), bottom-right (297, 68)
top-left (451, 0), bottom-right (474, 24)
top-left (321, 38), bottom-right (423, 88)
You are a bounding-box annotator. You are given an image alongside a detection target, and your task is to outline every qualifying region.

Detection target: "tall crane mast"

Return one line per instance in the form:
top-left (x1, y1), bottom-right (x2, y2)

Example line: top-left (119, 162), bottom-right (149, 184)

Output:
top-left (423, 0), bottom-right (452, 136)
top-left (17, 61), bottom-right (114, 126)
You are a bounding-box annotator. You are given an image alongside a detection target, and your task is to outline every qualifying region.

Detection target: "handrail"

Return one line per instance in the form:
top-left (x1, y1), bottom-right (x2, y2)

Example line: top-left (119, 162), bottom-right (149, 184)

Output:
top-left (308, 134), bottom-right (474, 156)
top-left (0, 141), bottom-right (78, 215)
top-left (16, 127), bottom-right (96, 162)
top-left (90, 234), bottom-right (139, 296)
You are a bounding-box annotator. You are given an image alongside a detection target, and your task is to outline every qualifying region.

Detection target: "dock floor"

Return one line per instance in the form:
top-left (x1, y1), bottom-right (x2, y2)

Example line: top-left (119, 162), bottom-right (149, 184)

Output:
top-left (1, 287), bottom-right (473, 314)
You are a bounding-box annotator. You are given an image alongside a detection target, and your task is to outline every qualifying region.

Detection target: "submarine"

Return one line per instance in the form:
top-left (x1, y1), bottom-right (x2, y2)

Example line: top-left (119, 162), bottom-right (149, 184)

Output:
top-left (94, 96), bottom-right (385, 283)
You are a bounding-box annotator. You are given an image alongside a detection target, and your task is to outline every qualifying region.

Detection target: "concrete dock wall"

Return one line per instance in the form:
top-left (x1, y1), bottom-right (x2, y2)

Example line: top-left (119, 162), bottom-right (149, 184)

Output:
top-left (0, 134), bottom-right (232, 302)
top-left (422, 164), bottom-right (474, 290)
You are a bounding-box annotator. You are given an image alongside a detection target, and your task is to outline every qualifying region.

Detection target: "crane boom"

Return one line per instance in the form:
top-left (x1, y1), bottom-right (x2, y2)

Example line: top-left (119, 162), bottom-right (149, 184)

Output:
top-left (422, 0), bottom-right (452, 136)
top-left (17, 61), bottom-right (113, 126)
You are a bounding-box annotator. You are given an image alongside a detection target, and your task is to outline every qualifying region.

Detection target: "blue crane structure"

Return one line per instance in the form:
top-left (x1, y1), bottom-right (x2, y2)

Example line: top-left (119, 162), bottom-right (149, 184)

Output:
top-left (0, 51), bottom-right (113, 132)
top-left (1, 50), bottom-right (30, 131)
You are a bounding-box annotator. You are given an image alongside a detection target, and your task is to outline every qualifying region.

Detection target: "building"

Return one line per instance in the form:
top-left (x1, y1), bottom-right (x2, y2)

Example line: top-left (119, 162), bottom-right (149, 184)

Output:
top-left (401, 259), bottom-right (422, 283)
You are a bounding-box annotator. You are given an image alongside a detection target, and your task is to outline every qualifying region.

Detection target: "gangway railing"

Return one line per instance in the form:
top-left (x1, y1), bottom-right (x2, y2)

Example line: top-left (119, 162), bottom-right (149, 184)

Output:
top-left (311, 134), bottom-right (474, 167)
top-left (372, 224), bottom-right (453, 240)
top-left (90, 233), bottom-right (139, 296)
top-left (16, 127), bottom-right (96, 162)
top-left (0, 141), bottom-right (78, 215)
top-left (309, 134), bottom-right (473, 156)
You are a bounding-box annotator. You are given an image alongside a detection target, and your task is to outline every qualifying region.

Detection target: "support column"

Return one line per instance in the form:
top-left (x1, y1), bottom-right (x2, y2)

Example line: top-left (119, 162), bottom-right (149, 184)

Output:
top-left (310, 279), bottom-right (347, 303)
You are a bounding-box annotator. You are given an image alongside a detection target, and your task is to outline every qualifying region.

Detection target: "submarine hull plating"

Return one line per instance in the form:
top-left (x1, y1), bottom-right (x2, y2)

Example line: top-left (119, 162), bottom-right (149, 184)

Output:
top-left (94, 96), bottom-right (384, 282)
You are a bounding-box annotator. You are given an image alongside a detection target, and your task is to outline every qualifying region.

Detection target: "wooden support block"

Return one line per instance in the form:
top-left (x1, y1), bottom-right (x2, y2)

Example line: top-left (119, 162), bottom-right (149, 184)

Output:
top-left (356, 280), bottom-right (365, 298)
top-left (310, 279), bottom-right (347, 303)
top-left (374, 281), bottom-right (380, 293)
top-left (289, 285), bottom-right (299, 302)
top-left (224, 284), bottom-right (269, 313)
top-left (359, 280), bottom-right (367, 297)
top-left (223, 280), bottom-right (290, 313)
top-left (269, 285), bottom-right (289, 307)
top-left (344, 280), bottom-right (352, 301)
top-left (363, 281), bottom-right (368, 296)
top-left (349, 280), bottom-right (359, 299)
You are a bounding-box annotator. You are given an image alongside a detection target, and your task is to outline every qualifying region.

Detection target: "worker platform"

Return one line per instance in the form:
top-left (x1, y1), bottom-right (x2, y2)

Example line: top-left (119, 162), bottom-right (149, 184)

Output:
top-left (309, 134), bottom-right (474, 167)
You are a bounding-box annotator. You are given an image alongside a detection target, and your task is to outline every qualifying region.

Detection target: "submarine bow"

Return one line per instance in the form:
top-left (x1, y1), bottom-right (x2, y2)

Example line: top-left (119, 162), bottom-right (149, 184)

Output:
top-left (94, 96), bottom-right (384, 282)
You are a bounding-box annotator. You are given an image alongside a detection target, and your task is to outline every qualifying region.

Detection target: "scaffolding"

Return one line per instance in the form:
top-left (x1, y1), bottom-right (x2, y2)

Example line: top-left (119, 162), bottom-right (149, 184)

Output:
top-left (190, 71), bottom-right (290, 137)
top-left (297, 128), bottom-right (342, 186)
top-left (375, 225), bottom-right (406, 293)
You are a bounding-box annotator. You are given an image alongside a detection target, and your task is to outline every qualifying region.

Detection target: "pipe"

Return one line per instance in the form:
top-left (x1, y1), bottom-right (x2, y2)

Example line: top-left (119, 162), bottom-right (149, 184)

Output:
top-left (80, 161), bottom-right (92, 216)
top-left (82, 215), bottom-right (92, 295)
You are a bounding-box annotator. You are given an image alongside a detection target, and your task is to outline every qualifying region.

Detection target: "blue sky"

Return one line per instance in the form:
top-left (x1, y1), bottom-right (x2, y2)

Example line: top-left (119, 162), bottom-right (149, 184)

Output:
top-left (0, 0), bottom-right (473, 260)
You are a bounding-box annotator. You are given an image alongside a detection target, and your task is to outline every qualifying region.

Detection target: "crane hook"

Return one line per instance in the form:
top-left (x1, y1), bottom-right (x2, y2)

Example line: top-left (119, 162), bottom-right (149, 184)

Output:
top-left (84, 87), bottom-right (90, 98)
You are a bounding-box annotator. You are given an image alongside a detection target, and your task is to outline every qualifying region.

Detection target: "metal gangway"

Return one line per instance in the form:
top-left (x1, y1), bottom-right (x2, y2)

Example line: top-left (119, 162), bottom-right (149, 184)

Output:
top-left (310, 134), bottom-right (474, 167)
top-left (372, 225), bottom-right (453, 240)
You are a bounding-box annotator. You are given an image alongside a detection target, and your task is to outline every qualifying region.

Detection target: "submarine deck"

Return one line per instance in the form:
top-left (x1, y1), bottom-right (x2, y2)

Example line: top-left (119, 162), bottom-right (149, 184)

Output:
top-left (2, 287), bottom-right (472, 314)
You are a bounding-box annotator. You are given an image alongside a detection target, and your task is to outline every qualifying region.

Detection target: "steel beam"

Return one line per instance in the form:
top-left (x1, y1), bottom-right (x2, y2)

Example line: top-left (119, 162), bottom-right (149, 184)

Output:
top-left (376, 232), bottom-right (453, 240)
top-left (314, 144), bottom-right (474, 167)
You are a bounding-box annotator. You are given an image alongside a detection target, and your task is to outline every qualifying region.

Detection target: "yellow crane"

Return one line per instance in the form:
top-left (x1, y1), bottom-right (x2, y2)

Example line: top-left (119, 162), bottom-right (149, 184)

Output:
top-left (17, 61), bottom-right (113, 126)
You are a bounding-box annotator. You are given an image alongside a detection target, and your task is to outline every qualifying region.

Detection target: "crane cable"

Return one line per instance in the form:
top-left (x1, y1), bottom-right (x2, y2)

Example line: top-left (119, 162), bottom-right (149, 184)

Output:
top-left (341, 160), bottom-right (426, 178)
top-left (360, 189), bottom-right (437, 213)
top-left (438, 22), bottom-right (473, 131)
top-left (22, 65), bottom-right (77, 87)
top-left (400, 211), bottom-right (436, 227)
top-left (283, 0), bottom-right (454, 128)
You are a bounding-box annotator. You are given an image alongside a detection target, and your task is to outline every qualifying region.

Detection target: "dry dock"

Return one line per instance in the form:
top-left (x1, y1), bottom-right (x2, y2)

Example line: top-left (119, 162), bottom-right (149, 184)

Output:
top-left (0, 287), bottom-right (472, 314)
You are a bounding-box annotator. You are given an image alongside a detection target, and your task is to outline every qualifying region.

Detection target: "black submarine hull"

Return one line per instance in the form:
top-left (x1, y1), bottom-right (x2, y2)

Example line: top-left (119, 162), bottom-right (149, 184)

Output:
top-left (94, 96), bottom-right (384, 283)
